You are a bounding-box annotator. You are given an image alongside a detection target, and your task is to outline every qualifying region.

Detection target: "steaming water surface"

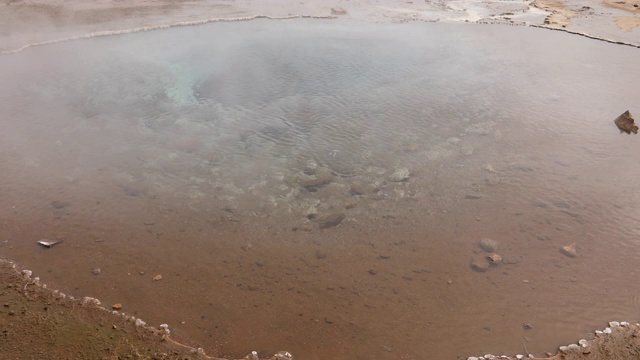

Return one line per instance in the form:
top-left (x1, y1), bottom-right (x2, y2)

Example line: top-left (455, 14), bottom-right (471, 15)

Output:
top-left (1, 20), bottom-right (640, 359)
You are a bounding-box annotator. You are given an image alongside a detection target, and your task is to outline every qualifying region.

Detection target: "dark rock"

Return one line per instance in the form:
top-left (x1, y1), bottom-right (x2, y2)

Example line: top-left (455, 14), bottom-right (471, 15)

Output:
top-left (301, 175), bottom-right (333, 191)
top-left (614, 110), bottom-right (638, 134)
top-left (318, 213), bottom-right (345, 229)
top-left (50, 201), bottom-right (69, 209)
top-left (465, 194), bottom-right (482, 200)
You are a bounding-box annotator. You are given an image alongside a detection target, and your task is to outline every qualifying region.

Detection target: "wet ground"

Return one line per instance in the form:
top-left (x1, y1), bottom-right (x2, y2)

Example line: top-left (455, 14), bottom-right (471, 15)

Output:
top-left (1, 20), bottom-right (640, 360)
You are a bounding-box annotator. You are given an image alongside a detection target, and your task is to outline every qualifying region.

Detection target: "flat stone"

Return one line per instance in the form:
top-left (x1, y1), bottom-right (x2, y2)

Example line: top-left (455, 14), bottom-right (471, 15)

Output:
top-left (318, 213), bottom-right (346, 229)
top-left (91, 268), bottom-right (102, 275)
top-left (153, 274), bottom-right (163, 281)
top-left (488, 253), bottom-right (502, 264)
top-left (470, 256), bottom-right (490, 272)
top-left (349, 183), bottom-right (370, 195)
top-left (479, 238), bottom-right (499, 253)
top-left (388, 168), bottom-right (410, 182)
top-left (465, 194), bottom-right (482, 200)
top-left (614, 110), bottom-right (638, 134)
top-left (560, 243), bottom-right (577, 257)
top-left (331, 7), bottom-right (348, 15)
top-left (301, 174), bottom-right (333, 190)
top-left (112, 303), bottom-right (122, 310)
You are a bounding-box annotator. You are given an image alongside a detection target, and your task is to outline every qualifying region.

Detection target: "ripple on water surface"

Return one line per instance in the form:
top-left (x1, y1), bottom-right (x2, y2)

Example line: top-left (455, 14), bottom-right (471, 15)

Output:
top-left (1, 20), bottom-right (640, 359)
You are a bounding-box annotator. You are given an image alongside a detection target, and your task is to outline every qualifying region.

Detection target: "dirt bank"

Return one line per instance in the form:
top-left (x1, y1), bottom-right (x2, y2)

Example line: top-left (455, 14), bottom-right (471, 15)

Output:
top-left (0, 259), bottom-right (289, 360)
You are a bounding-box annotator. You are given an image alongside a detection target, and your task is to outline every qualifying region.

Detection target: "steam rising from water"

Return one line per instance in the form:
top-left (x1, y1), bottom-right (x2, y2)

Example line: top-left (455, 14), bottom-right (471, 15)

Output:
top-left (2, 20), bottom-right (640, 359)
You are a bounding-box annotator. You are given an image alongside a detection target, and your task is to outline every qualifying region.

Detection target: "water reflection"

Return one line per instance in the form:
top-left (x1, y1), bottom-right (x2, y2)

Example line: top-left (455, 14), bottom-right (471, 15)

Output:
top-left (1, 20), bottom-right (640, 359)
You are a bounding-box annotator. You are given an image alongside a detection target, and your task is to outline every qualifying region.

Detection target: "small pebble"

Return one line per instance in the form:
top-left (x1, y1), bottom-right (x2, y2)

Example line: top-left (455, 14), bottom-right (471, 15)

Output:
top-left (153, 274), bottom-right (163, 281)
top-left (579, 339), bottom-right (588, 347)
top-left (112, 303), bottom-right (122, 310)
top-left (609, 321), bottom-right (620, 328)
top-left (560, 243), bottom-right (577, 257)
top-left (603, 327), bottom-right (612, 334)
top-left (92, 268), bottom-right (102, 275)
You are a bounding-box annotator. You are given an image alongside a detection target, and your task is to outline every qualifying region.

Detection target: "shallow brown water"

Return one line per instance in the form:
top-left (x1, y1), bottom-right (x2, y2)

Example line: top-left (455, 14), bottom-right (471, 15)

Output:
top-left (1, 20), bottom-right (640, 359)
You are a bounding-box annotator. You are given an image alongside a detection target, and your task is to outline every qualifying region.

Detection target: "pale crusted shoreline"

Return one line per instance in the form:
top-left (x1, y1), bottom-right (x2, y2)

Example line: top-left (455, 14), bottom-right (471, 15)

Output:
top-left (4, 256), bottom-right (640, 359)
top-left (1, 0), bottom-right (639, 55)
top-left (0, 258), bottom-right (291, 360)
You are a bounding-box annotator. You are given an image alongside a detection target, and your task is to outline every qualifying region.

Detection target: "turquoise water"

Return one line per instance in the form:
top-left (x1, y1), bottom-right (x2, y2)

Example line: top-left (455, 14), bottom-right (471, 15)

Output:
top-left (1, 20), bottom-right (640, 359)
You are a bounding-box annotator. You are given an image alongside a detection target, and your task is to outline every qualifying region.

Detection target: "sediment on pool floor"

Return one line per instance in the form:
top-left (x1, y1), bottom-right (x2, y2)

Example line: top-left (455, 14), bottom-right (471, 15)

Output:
top-left (0, 259), bottom-right (294, 360)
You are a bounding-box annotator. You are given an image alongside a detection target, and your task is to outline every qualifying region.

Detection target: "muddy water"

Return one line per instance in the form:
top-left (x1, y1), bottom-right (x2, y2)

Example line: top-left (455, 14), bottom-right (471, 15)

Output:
top-left (1, 20), bottom-right (640, 359)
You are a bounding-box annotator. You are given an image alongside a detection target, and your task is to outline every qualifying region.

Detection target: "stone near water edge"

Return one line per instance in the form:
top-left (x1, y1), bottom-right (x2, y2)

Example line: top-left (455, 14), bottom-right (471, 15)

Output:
top-left (578, 339), bottom-right (588, 347)
top-left (560, 243), bottom-right (577, 258)
top-left (274, 351), bottom-right (293, 360)
top-left (603, 327), bottom-right (612, 334)
top-left (614, 110), bottom-right (638, 134)
top-left (470, 256), bottom-right (490, 272)
top-left (112, 303), bottom-right (122, 310)
top-left (388, 168), bottom-right (410, 182)
top-left (479, 238), bottom-right (499, 253)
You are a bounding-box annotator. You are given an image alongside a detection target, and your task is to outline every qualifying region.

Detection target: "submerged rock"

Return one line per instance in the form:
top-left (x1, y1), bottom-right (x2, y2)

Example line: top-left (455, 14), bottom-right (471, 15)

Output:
top-left (349, 182), bottom-right (377, 196)
top-left (388, 168), bottom-right (410, 182)
top-left (479, 238), bottom-right (499, 253)
top-left (300, 169), bottom-right (333, 191)
top-left (560, 243), bottom-right (577, 258)
top-left (614, 110), bottom-right (638, 134)
top-left (318, 213), bottom-right (346, 229)
top-left (487, 253), bottom-right (502, 264)
top-left (470, 256), bottom-right (490, 272)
